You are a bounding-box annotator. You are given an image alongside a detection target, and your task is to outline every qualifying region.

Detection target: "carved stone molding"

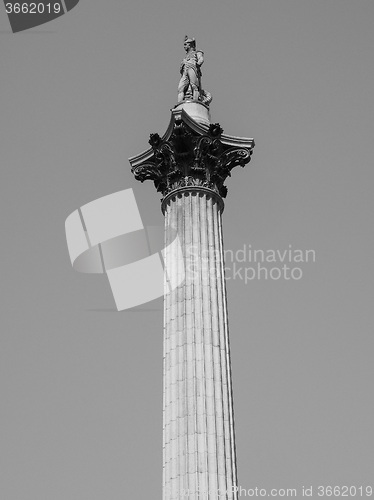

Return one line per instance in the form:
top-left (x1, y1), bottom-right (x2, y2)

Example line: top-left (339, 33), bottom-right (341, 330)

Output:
top-left (161, 186), bottom-right (224, 214)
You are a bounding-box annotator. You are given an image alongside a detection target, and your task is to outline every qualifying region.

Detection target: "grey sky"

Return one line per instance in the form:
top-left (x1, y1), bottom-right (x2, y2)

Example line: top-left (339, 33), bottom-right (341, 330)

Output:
top-left (1, 1), bottom-right (373, 498)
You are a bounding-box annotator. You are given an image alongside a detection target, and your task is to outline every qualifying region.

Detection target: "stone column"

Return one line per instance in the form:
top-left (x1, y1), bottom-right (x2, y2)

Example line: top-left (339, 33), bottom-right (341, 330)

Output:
top-left (129, 102), bottom-right (254, 500)
top-left (162, 189), bottom-right (237, 499)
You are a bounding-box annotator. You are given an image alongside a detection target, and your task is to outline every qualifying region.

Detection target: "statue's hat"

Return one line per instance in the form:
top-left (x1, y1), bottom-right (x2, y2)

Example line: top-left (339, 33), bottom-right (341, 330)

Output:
top-left (184, 35), bottom-right (195, 44)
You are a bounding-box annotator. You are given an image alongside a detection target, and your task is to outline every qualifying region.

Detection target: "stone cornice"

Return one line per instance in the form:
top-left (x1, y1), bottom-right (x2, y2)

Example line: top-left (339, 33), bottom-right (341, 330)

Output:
top-left (129, 107), bottom-right (255, 201)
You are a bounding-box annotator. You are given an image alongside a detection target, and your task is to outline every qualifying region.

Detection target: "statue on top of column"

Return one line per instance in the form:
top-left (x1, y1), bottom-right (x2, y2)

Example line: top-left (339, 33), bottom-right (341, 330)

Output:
top-left (177, 36), bottom-right (212, 106)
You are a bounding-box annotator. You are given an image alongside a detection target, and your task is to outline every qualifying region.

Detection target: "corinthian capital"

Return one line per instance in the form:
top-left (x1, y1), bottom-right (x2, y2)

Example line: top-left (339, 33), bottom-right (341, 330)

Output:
top-left (129, 106), bottom-right (254, 204)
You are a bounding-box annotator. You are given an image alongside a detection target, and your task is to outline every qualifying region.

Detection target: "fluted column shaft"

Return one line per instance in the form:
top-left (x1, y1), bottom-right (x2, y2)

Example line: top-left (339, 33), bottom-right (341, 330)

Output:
top-left (163, 190), bottom-right (237, 500)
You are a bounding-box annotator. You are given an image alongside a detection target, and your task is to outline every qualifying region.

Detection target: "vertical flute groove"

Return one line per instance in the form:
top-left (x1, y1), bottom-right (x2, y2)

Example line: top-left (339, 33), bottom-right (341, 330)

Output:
top-left (219, 209), bottom-right (238, 498)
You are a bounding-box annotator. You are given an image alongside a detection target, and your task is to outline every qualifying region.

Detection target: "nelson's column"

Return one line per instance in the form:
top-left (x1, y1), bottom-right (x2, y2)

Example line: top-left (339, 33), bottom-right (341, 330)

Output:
top-left (129, 36), bottom-right (255, 499)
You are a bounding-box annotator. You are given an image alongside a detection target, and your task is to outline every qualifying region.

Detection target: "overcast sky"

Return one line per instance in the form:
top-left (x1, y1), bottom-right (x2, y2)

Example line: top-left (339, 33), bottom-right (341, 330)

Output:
top-left (1, 1), bottom-right (373, 498)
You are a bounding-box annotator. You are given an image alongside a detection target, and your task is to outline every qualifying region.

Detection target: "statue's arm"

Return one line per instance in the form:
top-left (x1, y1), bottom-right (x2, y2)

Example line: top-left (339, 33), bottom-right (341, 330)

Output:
top-left (196, 51), bottom-right (204, 67)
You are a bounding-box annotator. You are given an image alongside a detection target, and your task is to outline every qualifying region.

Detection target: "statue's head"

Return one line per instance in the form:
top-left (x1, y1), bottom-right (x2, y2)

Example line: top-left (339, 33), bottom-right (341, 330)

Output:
top-left (184, 35), bottom-right (196, 51)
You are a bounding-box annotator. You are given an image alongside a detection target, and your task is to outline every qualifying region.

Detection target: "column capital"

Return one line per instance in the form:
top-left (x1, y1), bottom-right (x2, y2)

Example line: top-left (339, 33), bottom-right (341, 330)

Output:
top-left (129, 105), bottom-right (255, 201)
